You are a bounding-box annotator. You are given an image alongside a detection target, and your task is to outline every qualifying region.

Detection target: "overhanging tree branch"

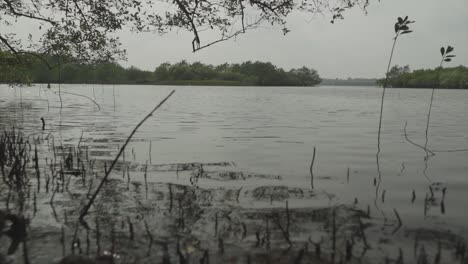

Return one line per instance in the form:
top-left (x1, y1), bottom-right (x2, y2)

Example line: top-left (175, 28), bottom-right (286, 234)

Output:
top-left (193, 18), bottom-right (263, 52)
top-left (0, 34), bottom-right (20, 59)
top-left (174, 0), bottom-right (201, 52)
top-left (17, 52), bottom-right (54, 69)
top-left (71, 0), bottom-right (91, 29)
top-left (250, 0), bottom-right (279, 15)
top-left (3, 0), bottom-right (56, 24)
top-left (239, 0), bottom-right (246, 32)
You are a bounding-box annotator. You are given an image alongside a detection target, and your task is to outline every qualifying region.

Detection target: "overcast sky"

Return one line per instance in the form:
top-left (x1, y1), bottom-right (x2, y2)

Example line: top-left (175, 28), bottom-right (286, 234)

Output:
top-left (118, 0), bottom-right (468, 79)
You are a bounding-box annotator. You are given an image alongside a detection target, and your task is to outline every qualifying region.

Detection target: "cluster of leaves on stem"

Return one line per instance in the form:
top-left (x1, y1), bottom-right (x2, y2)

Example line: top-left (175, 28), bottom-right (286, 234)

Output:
top-left (394, 16), bottom-right (414, 38)
top-left (440, 45), bottom-right (456, 65)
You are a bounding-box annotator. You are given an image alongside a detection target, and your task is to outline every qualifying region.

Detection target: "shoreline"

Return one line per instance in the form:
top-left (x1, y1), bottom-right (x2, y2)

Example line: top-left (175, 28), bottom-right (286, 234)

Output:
top-left (2, 83), bottom-right (468, 89)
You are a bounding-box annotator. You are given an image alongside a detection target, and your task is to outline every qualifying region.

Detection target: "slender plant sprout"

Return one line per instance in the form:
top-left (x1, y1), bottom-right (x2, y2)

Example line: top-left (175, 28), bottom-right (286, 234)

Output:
top-left (376, 16), bottom-right (414, 199)
top-left (378, 16), bottom-right (415, 150)
top-left (424, 46), bottom-right (456, 152)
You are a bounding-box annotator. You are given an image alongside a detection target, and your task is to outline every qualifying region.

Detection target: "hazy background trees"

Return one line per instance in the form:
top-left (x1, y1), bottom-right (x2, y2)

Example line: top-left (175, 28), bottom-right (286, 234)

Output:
top-left (377, 65), bottom-right (468, 89)
top-left (17, 58), bottom-right (322, 86)
top-left (1, 0), bottom-right (371, 85)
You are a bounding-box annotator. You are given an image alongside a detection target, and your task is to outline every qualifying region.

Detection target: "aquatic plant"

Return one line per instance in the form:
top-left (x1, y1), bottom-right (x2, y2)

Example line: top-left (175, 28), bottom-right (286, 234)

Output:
top-left (424, 46), bottom-right (456, 152)
top-left (375, 16), bottom-right (414, 202)
top-left (377, 15), bottom-right (415, 142)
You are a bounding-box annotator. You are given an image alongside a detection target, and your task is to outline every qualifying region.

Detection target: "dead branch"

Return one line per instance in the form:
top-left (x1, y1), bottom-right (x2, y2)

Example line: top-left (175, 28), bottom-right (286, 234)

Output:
top-left (79, 90), bottom-right (175, 220)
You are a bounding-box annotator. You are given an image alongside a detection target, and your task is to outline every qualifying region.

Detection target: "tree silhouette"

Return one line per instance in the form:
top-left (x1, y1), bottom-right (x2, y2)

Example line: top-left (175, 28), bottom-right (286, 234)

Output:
top-left (1, 0), bottom-right (371, 83)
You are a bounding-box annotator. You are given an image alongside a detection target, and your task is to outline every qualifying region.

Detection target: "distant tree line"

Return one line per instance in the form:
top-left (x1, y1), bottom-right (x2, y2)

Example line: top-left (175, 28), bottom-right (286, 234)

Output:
top-left (377, 65), bottom-right (468, 89)
top-left (154, 61), bottom-right (321, 86)
top-left (4, 55), bottom-right (322, 87)
top-left (321, 78), bottom-right (377, 86)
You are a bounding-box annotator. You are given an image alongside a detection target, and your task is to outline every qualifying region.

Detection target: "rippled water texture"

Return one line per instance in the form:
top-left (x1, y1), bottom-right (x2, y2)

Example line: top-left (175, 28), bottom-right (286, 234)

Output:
top-left (1, 84), bottom-right (467, 262)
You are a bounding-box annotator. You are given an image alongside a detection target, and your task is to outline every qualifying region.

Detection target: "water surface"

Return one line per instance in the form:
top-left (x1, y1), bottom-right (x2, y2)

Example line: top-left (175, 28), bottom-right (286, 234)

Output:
top-left (1, 84), bottom-right (467, 239)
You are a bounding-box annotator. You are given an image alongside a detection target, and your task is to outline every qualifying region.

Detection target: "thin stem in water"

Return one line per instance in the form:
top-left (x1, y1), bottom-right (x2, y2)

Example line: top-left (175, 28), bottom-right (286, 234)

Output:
top-left (376, 35), bottom-right (399, 203)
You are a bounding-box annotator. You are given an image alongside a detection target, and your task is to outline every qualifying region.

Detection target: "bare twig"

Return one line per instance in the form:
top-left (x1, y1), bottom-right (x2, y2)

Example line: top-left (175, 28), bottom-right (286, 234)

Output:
top-left (332, 208), bottom-right (336, 262)
top-left (149, 141), bottom-right (152, 164)
top-left (144, 160), bottom-right (148, 198)
top-left (60, 91), bottom-right (101, 110)
top-left (0, 34), bottom-right (19, 58)
top-left (79, 90), bottom-right (175, 220)
top-left (144, 219), bottom-right (154, 256)
top-left (392, 208), bottom-right (403, 234)
top-left (18, 52), bottom-right (56, 70)
top-left (275, 201), bottom-right (292, 248)
top-left (310, 147), bottom-right (316, 189)
top-left (403, 122), bottom-right (436, 156)
top-left (44, 86), bottom-right (101, 110)
top-left (431, 148), bottom-right (468, 153)
top-left (358, 216), bottom-right (370, 249)
top-left (194, 19), bottom-right (263, 52)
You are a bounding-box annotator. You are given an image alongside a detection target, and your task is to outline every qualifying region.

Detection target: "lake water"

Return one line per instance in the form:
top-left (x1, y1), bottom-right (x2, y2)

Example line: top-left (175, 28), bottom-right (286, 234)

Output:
top-left (1, 84), bottom-right (467, 261)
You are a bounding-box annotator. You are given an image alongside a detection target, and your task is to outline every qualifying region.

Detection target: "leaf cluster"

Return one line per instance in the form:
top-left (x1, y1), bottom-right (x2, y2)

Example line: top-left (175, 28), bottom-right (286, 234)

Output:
top-left (394, 16), bottom-right (414, 37)
top-left (440, 45), bottom-right (456, 63)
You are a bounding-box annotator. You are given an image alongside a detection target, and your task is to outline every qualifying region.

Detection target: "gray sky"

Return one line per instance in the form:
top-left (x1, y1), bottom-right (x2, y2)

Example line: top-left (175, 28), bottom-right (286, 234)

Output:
top-left (119, 0), bottom-right (468, 79)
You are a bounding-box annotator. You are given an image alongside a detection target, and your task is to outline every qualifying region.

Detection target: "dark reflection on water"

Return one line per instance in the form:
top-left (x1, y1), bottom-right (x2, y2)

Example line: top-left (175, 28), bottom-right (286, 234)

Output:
top-left (1, 84), bottom-right (467, 262)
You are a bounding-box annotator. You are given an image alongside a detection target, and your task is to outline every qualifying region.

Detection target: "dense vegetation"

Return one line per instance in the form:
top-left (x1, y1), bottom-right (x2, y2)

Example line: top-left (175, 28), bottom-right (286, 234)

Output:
top-left (321, 78), bottom-right (377, 86)
top-left (1, 0), bottom-right (368, 87)
top-left (378, 65), bottom-right (468, 89)
top-left (4, 57), bottom-right (322, 86)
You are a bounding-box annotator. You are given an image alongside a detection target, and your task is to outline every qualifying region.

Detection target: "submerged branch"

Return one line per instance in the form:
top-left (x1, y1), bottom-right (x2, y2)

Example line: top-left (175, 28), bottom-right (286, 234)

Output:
top-left (44, 88), bottom-right (101, 110)
top-left (403, 122), bottom-right (436, 157)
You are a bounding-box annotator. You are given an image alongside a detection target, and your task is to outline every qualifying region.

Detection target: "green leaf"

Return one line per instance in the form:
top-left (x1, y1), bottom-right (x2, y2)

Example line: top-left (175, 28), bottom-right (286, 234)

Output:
top-left (444, 58), bottom-right (452, 62)
top-left (401, 30), bottom-right (412, 35)
top-left (440, 47), bottom-right (445, 56)
top-left (394, 23), bottom-right (399, 33)
top-left (446, 55), bottom-right (456, 58)
top-left (403, 16), bottom-right (408, 22)
top-left (398, 17), bottom-right (403, 23)
top-left (447, 46), bottom-right (454, 53)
